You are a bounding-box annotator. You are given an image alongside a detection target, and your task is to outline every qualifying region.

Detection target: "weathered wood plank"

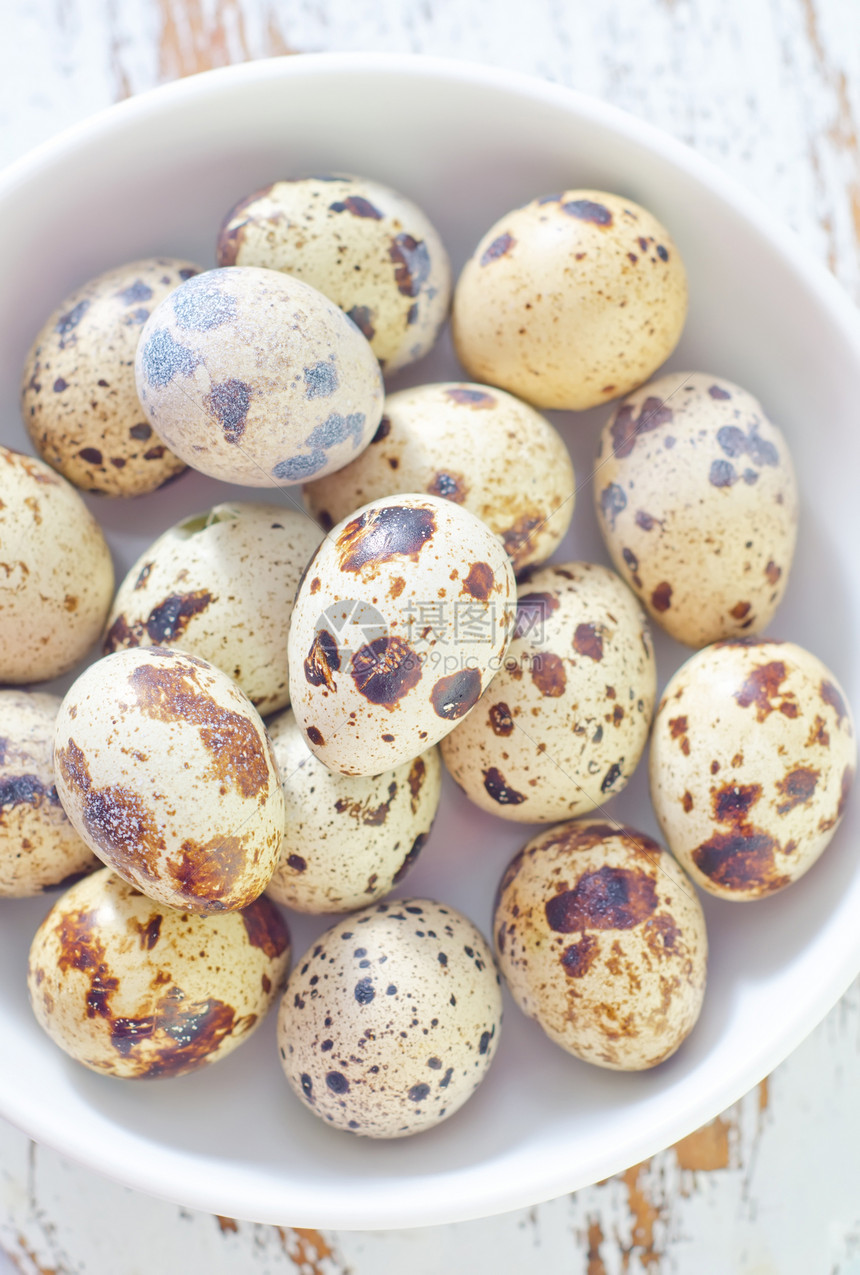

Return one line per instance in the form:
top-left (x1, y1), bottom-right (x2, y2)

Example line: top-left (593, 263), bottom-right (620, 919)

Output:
top-left (0, 1), bottom-right (858, 1270)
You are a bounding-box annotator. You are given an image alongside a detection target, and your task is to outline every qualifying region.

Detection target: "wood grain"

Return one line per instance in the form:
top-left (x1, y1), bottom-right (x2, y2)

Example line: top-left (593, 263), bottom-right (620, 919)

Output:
top-left (0, 1), bottom-right (859, 1271)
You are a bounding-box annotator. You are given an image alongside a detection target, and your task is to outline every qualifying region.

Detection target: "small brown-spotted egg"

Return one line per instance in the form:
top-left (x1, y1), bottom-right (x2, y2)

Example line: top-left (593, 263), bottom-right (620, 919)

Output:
top-left (441, 563), bottom-right (656, 822)
top-left (288, 494), bottom-right (517, 776)
top-left (0, 447), bottom-right (114, 683)
top-left (650, 639), bottom-right (856, 900)
top-left (134, 266), bottom-right (384, 486)
top-left (266, 709), bottom-right (441, 913)
top-left (53, 648), bottom-right (284, 913)
top-left (21, 258), bottom-right (197, 496)
top-left (452, 190), bottom-right (687, 411)
top-left (216, 175), bottom-right (451, 375)
top-left (277, 898), bottom-right (502, 1137)
top-left (0, 691), bottom-right (97, 897)
top-left (494, 820), bottom-right (707, 1070)
top-left (103, 503), bottom-right (323, 716)
top-left (594, 372), bottom-right (798, 647)
top-left (28, 868), bottom-right (290, 1078)
top-left (304, 382), bottom-right (574, 573)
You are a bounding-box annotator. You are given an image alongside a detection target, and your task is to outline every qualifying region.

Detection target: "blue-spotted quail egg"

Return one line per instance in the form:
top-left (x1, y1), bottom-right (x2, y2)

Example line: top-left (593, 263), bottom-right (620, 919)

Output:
top-left (288, 494), bottom-right (517, 775)
top-left (304, 381), bottom-right (574, 573)
top-left (594, 372), bottom-right (798, 647)
top-left (441, 563), bottom-right (656, 821)
top-left (266, 709), bottom-right (441, 913)
top-left (494, 820), bottom-right (707, 1069)
top-left (0, 691), bottom-right (96, 897)
top-left (103, 503), bottom-right (323, 716)
top-left (134, 266), bottom-right (384, 486)
top-left (277, 898), bottom-right (502, 1137)
top-left (21, 258), bottom-right (197, 495)
top-left (28, 868), bottom-right (290, 1077)
top-left (452, 190), bottom-right (687, 410)
top-left (0, 447), bottom-right (114, 683)
top-left (216, 174), bottom-right (451, 375)
top-left (53, 648), bottom-right (284, 913)
top-left (650, 639), bottom-right (856, 899)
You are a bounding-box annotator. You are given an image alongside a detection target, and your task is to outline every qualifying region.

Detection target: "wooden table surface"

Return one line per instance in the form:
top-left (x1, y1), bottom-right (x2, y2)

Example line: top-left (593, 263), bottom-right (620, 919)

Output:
top-left (1, 2), bottom-right (859, 1271)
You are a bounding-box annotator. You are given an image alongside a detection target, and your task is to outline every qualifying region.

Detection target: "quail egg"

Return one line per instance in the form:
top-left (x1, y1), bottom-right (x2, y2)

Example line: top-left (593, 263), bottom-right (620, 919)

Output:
top-left (650, 639), bottom-right (856, 899)
top-left (217, 174), bottom-right (451, 375)
top-left (452, 190), bottom-right (687, 410)
top-left (103, 503), bottom-right (323, 715)
top-left (277, 898), bottom-right (502, 1137)
top-left (304, 382), bottom-right (574, 573)
top-left (494, 820), bottom-right (707, 1069)
top-left (441, 563), bottom-right (656, 821)
top-left (21, 258), bottom-right (196, 496)
top-left (288, 494), bottom-right (517, 775)
top-left (0, 447), bottom-right (114, 683)
top-left (594, 372), bottom-right (798, 647)
top-left (0, 691), bottom-right (96, 897)
top-left (28, 867), bottom-right (290, 1077)
top-left (53, 648), bottom-right (284, 913)
top-left (134, 266), bottom-right (384, 486)
top-left (266, 709), bottom-right (441, 913)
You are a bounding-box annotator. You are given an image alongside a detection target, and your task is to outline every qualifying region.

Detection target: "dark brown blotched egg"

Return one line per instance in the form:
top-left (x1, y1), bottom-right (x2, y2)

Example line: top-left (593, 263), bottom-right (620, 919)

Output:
top-left (494, 820), bottom-right (707, 1069)
top-left (650, 639), bottom-right (855, 899)
top-left (53, 648), bottom-right (284, 913)
top-left (28, 868), bottom-right (290, 1077)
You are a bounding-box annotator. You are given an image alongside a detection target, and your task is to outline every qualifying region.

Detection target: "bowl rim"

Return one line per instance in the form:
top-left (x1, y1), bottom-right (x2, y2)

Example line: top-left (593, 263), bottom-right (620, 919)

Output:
top-left (2, 49), bottom-right (860, 1229)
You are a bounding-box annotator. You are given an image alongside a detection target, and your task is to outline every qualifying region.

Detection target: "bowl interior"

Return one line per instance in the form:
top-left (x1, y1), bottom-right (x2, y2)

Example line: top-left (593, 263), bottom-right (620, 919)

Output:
top-left (0, 54), bottom-right (858, 1229)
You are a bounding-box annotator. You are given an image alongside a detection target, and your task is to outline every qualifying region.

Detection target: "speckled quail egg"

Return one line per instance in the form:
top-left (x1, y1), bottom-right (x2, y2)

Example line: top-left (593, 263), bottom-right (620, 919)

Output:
top-left (277, 898), bottom-right (502, 1137)
top-left (266, 709), bottom-right (441, 913)
top-left (28, 867), bottom-right (290, 1078)
top-left (441, 564), bottom-right (656, 822)
top-left (21, 258), bottom-right (197, 496)
top-left (304, 382), bottom-right (574, 573)
top-left (288, 494), bottom-right (517, 775)
top-left (452, 190), bottom-right (687, 411)
top-left (134, 266), bottom-right (384, 486)
top-left (0, 691), bottom-right (96, 897)
top-left (103, 503), bottom-right (323, 715)
top-left (216, 174), bottom-right (451, 375)
top-left (494, 820), bottom-right (707, 1069)
top-left (650, 639), bottom-right (856, 899)
top-left (594, 372), bottom-right (798, 647)
top-left (53, 647), bottom-right (284, 913)
top-left (0, 447), bottom-right (114, 683)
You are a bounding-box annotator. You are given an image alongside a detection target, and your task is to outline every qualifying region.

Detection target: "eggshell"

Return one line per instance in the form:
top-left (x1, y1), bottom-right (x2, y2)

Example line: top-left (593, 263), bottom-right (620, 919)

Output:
top-left (594, 372), bottom-right (798, 647)
top-left (21, 258), bottom-right (196, 496)
top-left (0, 447), bottom-right (114, 683)
top-left (28, 868), bottom-right (290, 1078)
top-left (266, 709), bottom-right (441, 913)
top-left (217, 174), bottom-right (451, 375)
top-left (287, 494), bottom-right (517, 775)
top-left (134, 266), bottom-right (384, 486)
top-left (0, 691), bottom-right (96, 897)
top-left (53, 648), bottom-right (284, 913)
top-left (103, 503), bottom-right (323, 715)
top-left (494, 820), bottom-right (707, 1069)
top-left (452, 190), bottom-right (687, 410)
top-left (649, 639), bottom-right (856, 899)
top-left (441, 563), bottom-right (656, 822)
top-left (304, 382), bottom-right (574, 572)
top-left (277, 898), bottom-right (502, 1137)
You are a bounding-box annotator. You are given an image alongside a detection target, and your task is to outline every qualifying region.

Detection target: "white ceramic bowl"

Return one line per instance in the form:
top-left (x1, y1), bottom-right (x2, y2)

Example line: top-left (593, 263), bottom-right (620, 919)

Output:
top-left (1, 53), bottom-right (858, 1230)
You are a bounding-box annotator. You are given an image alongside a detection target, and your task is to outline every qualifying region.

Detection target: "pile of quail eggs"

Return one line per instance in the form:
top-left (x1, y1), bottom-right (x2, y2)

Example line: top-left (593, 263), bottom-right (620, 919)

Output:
top-left (3, 173), bottom-right (853, 1139)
